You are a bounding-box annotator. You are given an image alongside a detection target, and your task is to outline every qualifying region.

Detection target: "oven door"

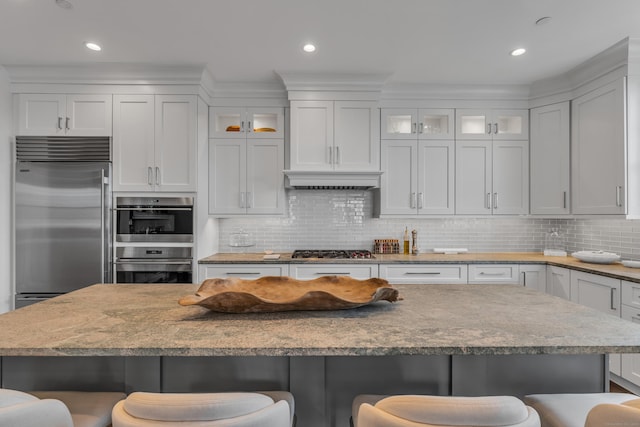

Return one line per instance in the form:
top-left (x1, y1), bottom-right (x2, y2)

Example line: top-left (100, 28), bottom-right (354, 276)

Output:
top-left (115, 260), bottom-right (193, 284)
top-left (115, 197), bottom-right (193, 243)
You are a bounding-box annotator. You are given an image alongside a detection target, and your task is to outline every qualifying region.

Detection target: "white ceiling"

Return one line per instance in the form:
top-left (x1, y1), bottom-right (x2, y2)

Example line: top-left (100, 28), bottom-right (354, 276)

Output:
top-left (2, 0), bottom-right (640, 87)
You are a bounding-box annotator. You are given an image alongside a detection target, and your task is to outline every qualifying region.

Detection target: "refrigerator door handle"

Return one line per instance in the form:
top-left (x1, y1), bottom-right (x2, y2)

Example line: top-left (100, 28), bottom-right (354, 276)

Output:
top-left (100, 168), bottom-right (105, 283)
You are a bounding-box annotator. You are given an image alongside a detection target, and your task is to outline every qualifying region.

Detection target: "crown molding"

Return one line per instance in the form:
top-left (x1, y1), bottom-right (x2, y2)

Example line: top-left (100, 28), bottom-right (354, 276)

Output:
top-left (381, 83), bottom-right (531, 102)
top-left (277, 72), bottom-right (392, 94)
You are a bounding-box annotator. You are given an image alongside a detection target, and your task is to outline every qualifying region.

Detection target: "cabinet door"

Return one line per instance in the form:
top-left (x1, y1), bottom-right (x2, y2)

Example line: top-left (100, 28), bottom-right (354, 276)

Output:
top-left (418, 109), bottom-right (454, 140)
top-left (379, 140), bottom-right (417, 215)
top-left (418, 140), bottom-right (454, 215)
top-left (572, 79), bottom-right (626, 214)
top-left (381, 109), bottom-right (417, 139)
top-left (154, 95), bottom-right (197, 192)
top-left (530, 102), bottom-right (570, 215)
top-left (289, 264), bottom-right (378, 280)
top-left (17, 94), bottom-right (66, 135)
top-left (622, 280), bottom-right (640, 311)
top-left (491, 109), bottom-right (529, 141)
top-left (621, 304), bottom-right (640, 386)
top-left (246, 107), bottom-right (285, 139)
top-left (334, 101), bottom-right (380, 171)
top-left (455, 141), bottom-right (492, 214)
top-left (246, 139), bottom-right (285, 215)
top-left (492, 141), bottom-right (529, 215)
top-left (112, 95), bottom-right (155, 191)
top-left (455, 109), bottom-right (492, 140)
top-left (519, 264), bottom-right (546, 292)
top-left (209, 107), bottom-right (246, 139)
top-left (546, 266), bottom-right (571, 300)
top-left (209, 139), bottom-right (246, 215)
top-left (289, 100), bottom-right (334, 171)
top-left (65, 94), bottom-right (112, 136)
top-left (570, 271), bottom-right (620, 316)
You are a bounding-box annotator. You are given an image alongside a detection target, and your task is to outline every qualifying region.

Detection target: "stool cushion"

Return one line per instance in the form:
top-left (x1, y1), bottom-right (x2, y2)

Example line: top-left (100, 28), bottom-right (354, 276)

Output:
top-left (0, 388), bottom-right (39, 408)
top-left (31, 391), bottom-right (125, 427)
top-left (123, 392), bottom-right (275, 422)
top-left (524, 393), bottom-right (635, 427)
top-left (0, 398), bottom-right (73, 427)
top-left (585, 399), bottom-right (640, 427)
top-left (373, 395), bottom-right (533, 426)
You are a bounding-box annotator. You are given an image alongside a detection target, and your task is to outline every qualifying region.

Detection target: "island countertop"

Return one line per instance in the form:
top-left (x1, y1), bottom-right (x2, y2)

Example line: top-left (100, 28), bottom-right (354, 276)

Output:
top-left (1, 283), bottom-right (639, 357)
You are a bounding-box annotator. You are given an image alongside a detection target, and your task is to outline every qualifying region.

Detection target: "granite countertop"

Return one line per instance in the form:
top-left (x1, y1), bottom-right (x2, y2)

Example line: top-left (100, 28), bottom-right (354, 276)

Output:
top-left (1, 283), bottom-right (639, 357)
top-left (198, 252), bottom-right (640, 283)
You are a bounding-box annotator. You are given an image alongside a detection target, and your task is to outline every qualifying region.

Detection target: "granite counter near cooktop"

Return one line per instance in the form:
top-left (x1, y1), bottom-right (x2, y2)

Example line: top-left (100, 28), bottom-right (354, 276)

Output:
top-left (198, 252), bottom-right (640, 283)
top-left (1, 283), bottom-right (639, 357)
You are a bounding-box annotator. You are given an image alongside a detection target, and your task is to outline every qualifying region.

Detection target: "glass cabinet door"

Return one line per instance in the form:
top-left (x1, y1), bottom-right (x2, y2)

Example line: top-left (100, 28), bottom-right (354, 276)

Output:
top-left (246, 107), bottom-right (284, 139)
top-left (210, 107), bottom-right (284, 139)
top-left (456, 109), bottom-right (491, 140)
top-left (210, 107), bottom-right (245, 138)
top-left (492, 109), bottom-right (529, 140)
top-left (418, 109), bottom-right (454, 140)
top-left (381, 109), bottom-right (417, 139)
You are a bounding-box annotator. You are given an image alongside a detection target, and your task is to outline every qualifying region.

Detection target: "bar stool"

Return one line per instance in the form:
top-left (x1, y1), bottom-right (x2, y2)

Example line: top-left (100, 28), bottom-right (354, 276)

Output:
top-left (585, 398), bottom-right (640, 426)
top-left (0, 388), bottom-right (72, 427)
top-left (352, 394), bottom-right (540, 427)
top-left (29, 391), bottom-right (126, 427)
top-left (112, 391), bottom-right (295, 427)
top-left (524, 393), bottom-right (636, 427)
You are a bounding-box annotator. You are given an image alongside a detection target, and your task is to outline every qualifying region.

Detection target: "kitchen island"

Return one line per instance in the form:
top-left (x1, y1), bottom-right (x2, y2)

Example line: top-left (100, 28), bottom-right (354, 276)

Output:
top-left (1, 283), bottom-right (639, 426)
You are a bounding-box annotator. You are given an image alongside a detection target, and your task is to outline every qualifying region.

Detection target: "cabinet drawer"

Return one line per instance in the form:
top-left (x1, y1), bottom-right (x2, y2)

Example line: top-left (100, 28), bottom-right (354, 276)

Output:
top-left (622, 280), bottom-right (640, 310)
top-left (468, 264), bottom-right (519, 284)
top-left (198, 264), bottom-right (289, 281)
top-left (622, 304), bottom-right (640, 324)
top-left (289, 264), bottom-right (378, 280)
top-left (379, 264), bottom-right (467, 284)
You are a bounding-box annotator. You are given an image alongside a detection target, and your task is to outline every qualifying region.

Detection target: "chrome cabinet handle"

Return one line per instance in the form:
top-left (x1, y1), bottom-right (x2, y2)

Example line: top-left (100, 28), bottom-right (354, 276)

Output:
top-left (405, 272), bottom-right (440, 275)
top-left (616, 186), bottom-right (623, 207)
top-left (328, 147), bottom-right (333, 164)
top-left (563, 191), bottom-right (567, 209)
top-left (521, 271), bottom-right (526, 287)
top-left (487, 123), bottom-right (492, 134)
top-left (410, 192), bottom-right (416, 208)
top-left (419, 123), bottom-right (424, 134)
top-left (57, 117), bottom-right (63, 130)
top-left (487, 193), bottom-right (492, 210)
top-left (155, 167), bottom-right (160, 186)
top-left (246, 192), bottom-right (252, 208)
top-left (65, 117), bottom-right (70, 131)
top-left (241, 121), bottom-right (245, 132)
top-left (336, 146), bottom-right (340, 164)
top-left (315, 272), bottom-right (351, 275)
top-left (494, 193), bottom-right (498, 209)
top-left (611, 287), bottom-right (618, 310)
top-left (239, 192), bottom-right (245, 208)
top-left (479, 272), bottom-right (506, 276)
top-left (412, 122), bottom-right (417, 134)
top-left (100, 169), bottom-right (105, 282)
top-left (247, 120), bottom-right (252, 133)
top-left (147, 167), bottom-right (153, 186)
top-left (227, 272), bottom-right (259, 275)
top-left (493, 123), bottom-right (498, 134)
top-left (418, 192), bottom-right (424, 209)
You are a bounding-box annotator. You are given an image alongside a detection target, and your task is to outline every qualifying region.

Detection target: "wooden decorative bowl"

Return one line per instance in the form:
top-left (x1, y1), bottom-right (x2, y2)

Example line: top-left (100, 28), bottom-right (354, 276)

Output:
top-left (179, 275), bottom-right (400, 313)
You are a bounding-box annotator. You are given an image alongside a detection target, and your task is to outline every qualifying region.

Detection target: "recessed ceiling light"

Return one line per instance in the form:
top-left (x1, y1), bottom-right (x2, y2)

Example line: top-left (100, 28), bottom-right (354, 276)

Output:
top-left (55, 0), bottom-right (73, 9)
top-left (85, 42), bottom-right (102, 51)
top-left (510, 48), bottom-right (526, 57)
top-left (303, 44), bottom-right (316, 53)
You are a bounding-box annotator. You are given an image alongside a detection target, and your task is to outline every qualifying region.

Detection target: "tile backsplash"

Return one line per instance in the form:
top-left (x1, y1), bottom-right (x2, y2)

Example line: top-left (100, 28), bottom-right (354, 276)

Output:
top-left (218, 190), bottom-right (640, 258)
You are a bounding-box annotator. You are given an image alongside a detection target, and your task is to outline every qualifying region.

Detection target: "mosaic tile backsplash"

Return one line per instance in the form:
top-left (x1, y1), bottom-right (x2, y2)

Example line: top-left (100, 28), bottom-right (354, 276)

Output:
top-left (218, 190), bottom-right (640, 259)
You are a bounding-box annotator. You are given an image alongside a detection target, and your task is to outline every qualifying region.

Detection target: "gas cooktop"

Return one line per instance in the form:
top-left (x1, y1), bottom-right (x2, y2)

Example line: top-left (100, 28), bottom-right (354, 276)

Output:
top-left (291, 249), bottom-right (374, 259)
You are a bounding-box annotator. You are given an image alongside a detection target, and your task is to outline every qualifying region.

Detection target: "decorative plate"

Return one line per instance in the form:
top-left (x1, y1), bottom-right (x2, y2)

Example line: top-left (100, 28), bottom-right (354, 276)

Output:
top-left (571, 250), bottom-right (621, 264)
top-left (179, 276), bottom-right (400, 313)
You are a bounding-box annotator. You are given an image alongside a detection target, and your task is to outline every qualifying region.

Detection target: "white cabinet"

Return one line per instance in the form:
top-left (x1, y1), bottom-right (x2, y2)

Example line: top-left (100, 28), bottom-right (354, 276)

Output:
top-left (572, 79), bottom-right (626, 214)
top-left (381, 108), bottom-right (454, 140)
top-left (289, 100), bottom-right (380, 171)
top-left (468, 264), bottom-right (520, 284)
top-left (289, 264), bottom-right (378, 280)
top-left (455, 109), bottom-right (528, 141)
top-left (209, 107), bottom-right (284, 139)
top-left (113, 95), bottom-right (197, 192)
top-left (199, 264), bottom-right (289, 281)
top-left (379, 264), bottom-right (467, 284)
top-left (455, 140), bottom-right (528, 215)
top-left (530, 102), bottom-right (571, 215)
top-left (209, 139), bottom-right (285, 215)
top-left (379, 140), bottom-right (454, 215)
top-left (519, 264), bottom-right (547, 292)
top-left (570, 270), bottom-right (621, 375)
top-left (17, 93), bottom-right (112, 136)
top-left (621, 280), bottom-right (640, 387)
top-left (546, 266), bottom-right (571, 300)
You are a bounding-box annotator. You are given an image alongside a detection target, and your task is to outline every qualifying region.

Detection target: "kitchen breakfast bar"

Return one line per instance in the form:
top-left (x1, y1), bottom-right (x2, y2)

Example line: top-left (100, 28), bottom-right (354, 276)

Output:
top-left (1, 283), bottom-right (640, 427)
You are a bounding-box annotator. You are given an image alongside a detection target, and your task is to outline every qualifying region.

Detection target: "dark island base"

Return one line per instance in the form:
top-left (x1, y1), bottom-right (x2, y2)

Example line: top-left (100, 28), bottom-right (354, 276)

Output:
top-left (0, 354), bottom-right (607, 427)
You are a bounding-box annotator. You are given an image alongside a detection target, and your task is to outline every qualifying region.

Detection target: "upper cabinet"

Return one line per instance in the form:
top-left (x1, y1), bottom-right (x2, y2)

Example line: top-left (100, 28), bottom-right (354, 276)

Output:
top-left (381, 108), bottom-right (454, 140)
top-left (530, 102), bottom-right (571, 215)
top-left (209, 107), bottom-right (284, 139)
top-left (113, 94), bottom-right (197, 192)
top-left (289, 100), bottom-right (380, 171)
top-left (455, 109), bottom-right (528, 141)
top-left (16, 94), bottom-right (112, 136)
top-left (571, 78), bottom-right (626, 215)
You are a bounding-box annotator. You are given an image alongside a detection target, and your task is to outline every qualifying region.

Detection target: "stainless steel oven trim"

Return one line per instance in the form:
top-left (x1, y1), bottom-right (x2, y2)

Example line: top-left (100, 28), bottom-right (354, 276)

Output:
top-left (117, 234), bottom-right (194, 243)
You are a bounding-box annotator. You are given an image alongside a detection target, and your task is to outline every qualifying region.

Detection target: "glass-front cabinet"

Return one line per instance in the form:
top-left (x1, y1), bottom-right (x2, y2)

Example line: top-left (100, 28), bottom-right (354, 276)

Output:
top-left (381, 108), bottom-right (454, 140)
top-left (455, 109), bottom-right (528, 140)
top-left (209, 107), bottom-right (284, 139)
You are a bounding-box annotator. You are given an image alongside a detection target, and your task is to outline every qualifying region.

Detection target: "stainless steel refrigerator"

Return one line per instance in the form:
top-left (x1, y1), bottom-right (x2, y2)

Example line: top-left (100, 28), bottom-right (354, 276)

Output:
top-left (14, 136), bottom-right (112, 308)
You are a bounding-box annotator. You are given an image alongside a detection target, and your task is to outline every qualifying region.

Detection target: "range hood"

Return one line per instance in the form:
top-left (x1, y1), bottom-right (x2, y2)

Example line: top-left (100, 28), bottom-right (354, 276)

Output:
top-left (284, 170), bottom-right (382, 190)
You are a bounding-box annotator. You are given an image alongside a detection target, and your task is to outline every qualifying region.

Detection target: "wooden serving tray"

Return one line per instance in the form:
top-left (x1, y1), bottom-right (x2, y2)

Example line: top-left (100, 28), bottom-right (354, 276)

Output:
top-left (179, 275), bottom-right (400, 313)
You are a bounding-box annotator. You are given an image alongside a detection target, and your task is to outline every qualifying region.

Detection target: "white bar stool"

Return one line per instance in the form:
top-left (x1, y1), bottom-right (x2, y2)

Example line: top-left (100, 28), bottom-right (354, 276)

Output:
top-left (352, 394), bottom-right (540, 427)
top-left (30, 391), bottom-right (126, 427)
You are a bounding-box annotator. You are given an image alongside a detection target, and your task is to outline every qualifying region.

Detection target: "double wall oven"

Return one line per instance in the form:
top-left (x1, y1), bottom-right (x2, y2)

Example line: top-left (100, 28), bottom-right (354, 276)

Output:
top-left (114, 197), bottom-right (194, 283)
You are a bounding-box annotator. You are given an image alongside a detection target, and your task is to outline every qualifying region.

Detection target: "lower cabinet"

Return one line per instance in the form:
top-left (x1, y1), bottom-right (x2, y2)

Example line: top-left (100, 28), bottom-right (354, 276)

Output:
top-left (198, 264), bottom-right (289, 281)
top-left (518, 264), bottom-right (547, 292)
top-left (289, 264), bottom-right (378, 280)
top-left (468, 264), bottom-right (519, 284)
top-left (546, 266), bottom-right (571, 300)
top-left (379, 264), bottom-right (467, 284)
top-left (621, 280), bottom-right (640, 387)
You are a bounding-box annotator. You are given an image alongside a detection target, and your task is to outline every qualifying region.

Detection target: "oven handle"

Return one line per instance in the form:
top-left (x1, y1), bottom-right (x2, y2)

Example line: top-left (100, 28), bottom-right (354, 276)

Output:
top-left (114, 260), bottom-right (193, 265)
top-left (114, 207), bottom-right (193, 211)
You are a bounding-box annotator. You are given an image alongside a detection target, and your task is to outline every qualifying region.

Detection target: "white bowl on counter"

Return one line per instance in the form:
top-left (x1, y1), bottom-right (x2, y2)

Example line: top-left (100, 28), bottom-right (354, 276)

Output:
top-left (571, 250), bottom-right (621, 264)
top-left (622, 260), bottom-right (640, 269)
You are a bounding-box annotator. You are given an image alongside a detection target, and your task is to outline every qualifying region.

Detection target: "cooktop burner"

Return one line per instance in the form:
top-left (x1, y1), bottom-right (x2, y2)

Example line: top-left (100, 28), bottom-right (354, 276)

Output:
top-left (291, 249), bottom-right (374, 259)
